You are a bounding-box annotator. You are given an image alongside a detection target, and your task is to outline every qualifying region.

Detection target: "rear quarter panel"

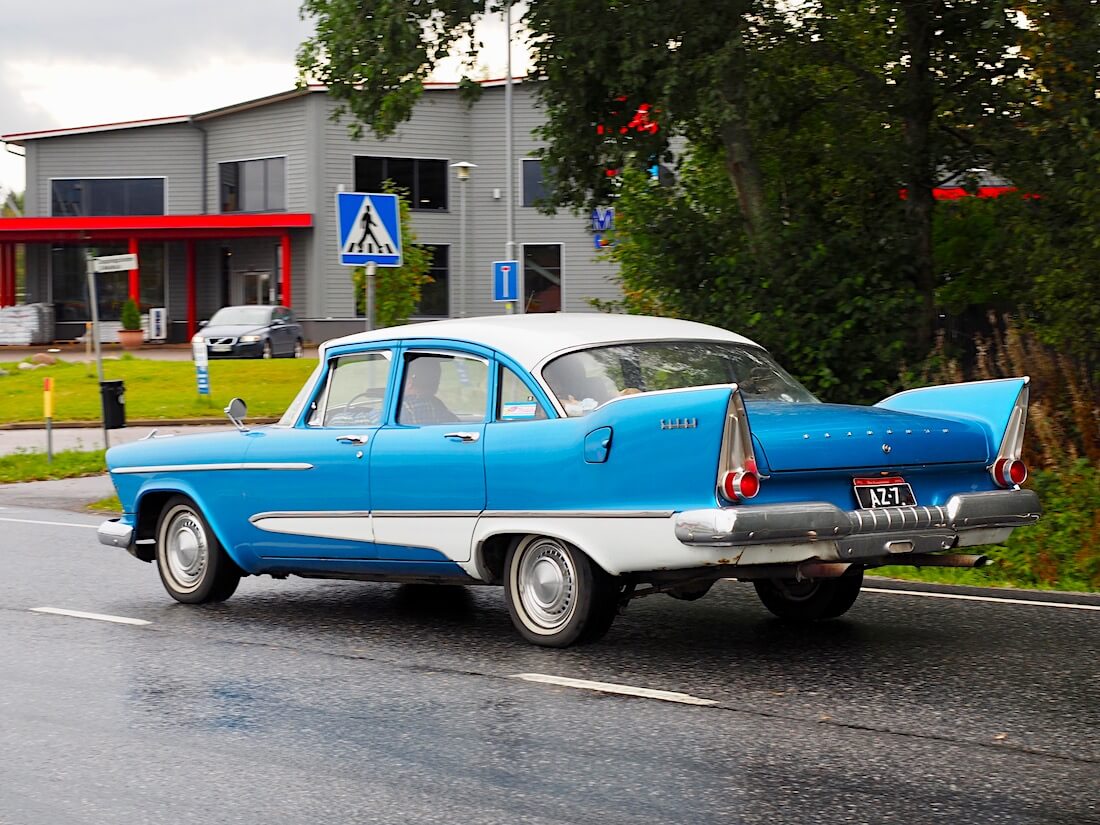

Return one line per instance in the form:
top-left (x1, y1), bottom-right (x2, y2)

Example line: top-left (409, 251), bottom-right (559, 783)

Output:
top-left (484, 387), bottom-right (732, 512)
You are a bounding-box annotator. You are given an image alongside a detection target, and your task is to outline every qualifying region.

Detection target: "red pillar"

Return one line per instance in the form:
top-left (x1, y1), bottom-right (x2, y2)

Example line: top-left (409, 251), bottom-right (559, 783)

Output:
top-left (280, 231), bottom-right (292, 308)
top-left (0, 244), bottom-right (9, 307)
top-left (128, 237), bottom-right (140, 303)
top-left (186, 240), bottom-right (197, 339)
top-left (1, 244), bottom-right (14, 308)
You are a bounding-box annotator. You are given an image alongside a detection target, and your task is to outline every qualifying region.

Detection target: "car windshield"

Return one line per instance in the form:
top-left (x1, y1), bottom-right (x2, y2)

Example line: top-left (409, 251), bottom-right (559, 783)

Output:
top-left (542, 341), bottom-right (819, 416)
top-left (208, 307), bottom-right (272, 327)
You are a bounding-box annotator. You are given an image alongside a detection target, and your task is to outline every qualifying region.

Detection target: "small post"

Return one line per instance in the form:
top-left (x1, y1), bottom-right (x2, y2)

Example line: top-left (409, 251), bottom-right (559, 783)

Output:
top-left (43, 377), bottom-right (54, 465)
top-left (365, 260), bottom-right (377, 332)
top-left (85, 322), bottom-right (92, 362)
top-left (86, 251), bottom-right (108, 449)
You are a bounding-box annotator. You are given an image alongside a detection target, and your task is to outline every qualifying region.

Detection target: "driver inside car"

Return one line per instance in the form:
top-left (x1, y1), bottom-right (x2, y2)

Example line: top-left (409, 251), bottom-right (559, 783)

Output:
top-left (399, 356), bottom-right (460, 425)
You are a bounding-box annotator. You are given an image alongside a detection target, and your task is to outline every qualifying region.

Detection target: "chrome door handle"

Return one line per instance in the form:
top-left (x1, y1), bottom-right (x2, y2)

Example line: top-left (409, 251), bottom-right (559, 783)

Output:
top-left (335, 434), bottom-right (369, 445)
top-left (443, 431), bottom-right (480, 443)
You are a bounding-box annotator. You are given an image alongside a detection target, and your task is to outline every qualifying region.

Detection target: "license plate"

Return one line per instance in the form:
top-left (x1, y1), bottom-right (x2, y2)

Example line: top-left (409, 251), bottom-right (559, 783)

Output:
top-left (211, 344), bottom-right (231, 352)
top-left (853, 477), bottom-right (916, 509)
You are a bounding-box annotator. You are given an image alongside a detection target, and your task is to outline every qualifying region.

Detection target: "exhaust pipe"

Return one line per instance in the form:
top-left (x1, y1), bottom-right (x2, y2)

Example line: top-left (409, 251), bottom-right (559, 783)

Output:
top-left (899, 553), bottom-right (993, 569)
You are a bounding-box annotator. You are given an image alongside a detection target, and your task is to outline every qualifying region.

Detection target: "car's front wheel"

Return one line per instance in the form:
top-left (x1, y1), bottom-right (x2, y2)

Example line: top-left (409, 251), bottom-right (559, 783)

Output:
top-left (293, 338), bottom-right (304, 358)
top-left (753, 571), bottom-right (864, 621)
top-left (261, 340), bottom-right (273, 359)
top-left (155, 496), bottom-right (242, 604)
top-left (504, 535), bottom-right (619, 647)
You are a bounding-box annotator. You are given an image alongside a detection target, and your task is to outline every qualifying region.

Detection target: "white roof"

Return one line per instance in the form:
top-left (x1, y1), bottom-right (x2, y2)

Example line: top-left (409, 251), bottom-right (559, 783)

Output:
top-left (321, 313), bottom-right (760, 370)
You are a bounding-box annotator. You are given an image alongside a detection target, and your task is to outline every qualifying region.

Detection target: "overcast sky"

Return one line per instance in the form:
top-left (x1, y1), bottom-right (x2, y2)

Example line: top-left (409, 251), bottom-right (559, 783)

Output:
top-left (0, 0), bottom-right (522, 199)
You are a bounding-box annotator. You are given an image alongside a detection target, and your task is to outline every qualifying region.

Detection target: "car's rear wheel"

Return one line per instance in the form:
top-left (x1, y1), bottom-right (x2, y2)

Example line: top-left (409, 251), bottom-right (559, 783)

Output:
top-left (753, 570), bottom-right (864, 621)
top-left (155, 496), bottom-right (241, 604)
top-left (504, 535), bottom-right (619, 647)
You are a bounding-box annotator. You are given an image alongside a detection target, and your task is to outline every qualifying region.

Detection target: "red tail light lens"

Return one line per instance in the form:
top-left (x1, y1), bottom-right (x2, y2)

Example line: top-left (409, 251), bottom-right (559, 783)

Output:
top-left (992, 458), bottom-right (1027, 488)
top-left (722, 470), bottom-right (760, 501)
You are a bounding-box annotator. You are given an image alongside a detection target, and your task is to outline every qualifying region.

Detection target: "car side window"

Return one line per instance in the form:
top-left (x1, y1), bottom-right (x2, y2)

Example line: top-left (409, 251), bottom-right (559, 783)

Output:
top-left (308, 351), bottom-right (392, 427)
top-left (398, 352), bottom-right (488, 426)
top-left (496, 366), bottom-right (547, 422)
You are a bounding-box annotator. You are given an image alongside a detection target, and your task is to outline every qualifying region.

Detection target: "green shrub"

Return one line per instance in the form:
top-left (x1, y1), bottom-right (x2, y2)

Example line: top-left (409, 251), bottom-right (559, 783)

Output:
top-left (120, 298), bottom-right (141, 331)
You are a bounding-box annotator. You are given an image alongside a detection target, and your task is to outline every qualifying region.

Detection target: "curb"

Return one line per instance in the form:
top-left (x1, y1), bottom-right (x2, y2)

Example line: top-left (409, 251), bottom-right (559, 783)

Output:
top-left (0, 417), bottom-right (281, 430)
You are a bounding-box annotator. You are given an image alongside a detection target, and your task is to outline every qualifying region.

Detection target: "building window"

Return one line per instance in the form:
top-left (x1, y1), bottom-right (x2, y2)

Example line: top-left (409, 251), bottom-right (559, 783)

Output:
top-left (354, 156), bottom-right (447, 210)
top-left (522, 244), bottom-right (562, 313)
top-left (522, 159), bottom-right (554, 207)
top-left (416, 245), bottom-right (450, 317)
top-left (220, 158), bottom-right (286, 212)
top-left (50, 243), bottom-right (165, 321)
top-left (50, 178), bottom-right (164, 217)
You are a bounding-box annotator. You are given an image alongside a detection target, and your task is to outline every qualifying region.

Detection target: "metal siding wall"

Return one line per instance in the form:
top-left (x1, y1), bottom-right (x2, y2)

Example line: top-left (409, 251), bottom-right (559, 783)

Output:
top-left (31, 124), bottom-right (203, 214)
top-left (319, 92), bottom-right (469, 318)
top-left (203, 97), bottom-right (309, 214)
top-left (467, 84), bottom-right (621, 317)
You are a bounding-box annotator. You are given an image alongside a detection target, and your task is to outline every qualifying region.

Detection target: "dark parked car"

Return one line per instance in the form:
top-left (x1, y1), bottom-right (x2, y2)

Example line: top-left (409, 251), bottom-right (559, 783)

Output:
top-left (192, 305), bottom-right (304, 359)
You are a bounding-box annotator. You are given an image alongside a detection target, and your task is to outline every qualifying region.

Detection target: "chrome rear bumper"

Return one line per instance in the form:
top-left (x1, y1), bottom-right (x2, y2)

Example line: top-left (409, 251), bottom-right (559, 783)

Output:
top-left (675, 489), bottom-right (1041, 559)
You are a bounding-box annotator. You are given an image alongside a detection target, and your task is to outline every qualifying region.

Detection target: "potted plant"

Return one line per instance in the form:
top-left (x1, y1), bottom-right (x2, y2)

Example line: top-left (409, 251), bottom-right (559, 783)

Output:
top-left (117, 298), bottom-right (144, 349)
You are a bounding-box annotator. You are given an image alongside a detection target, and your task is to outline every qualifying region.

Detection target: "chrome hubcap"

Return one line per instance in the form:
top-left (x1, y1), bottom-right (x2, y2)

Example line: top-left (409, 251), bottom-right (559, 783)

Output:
top-left (517, 539), bottom-right (576, 630)
top-left (166, 511), bottom-right (208, 590)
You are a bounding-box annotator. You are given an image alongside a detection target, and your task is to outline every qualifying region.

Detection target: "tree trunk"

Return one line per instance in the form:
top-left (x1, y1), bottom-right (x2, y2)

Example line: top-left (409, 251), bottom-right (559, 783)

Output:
top-left (900, 0), bottom-right (938, 351)
top-left (719, 58), bottom-right (771, 253)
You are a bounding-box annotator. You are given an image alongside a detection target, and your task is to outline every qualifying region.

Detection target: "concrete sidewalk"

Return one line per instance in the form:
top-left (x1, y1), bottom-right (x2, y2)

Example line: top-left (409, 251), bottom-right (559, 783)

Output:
top-left (0, 423), bottom-right (236, 456)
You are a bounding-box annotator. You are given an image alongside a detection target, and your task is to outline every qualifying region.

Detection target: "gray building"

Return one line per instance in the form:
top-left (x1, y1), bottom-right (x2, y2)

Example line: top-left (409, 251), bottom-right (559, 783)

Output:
top-left (0, 81), bottom-right (620, 343)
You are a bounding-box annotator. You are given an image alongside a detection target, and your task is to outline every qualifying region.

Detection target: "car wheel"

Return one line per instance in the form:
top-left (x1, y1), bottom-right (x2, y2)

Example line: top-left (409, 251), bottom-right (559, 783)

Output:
top-left (753, 570), bottom-right (864, 621)
top-left (504, 535), bottom-right (619, 647)
top-left (155, 495), bottom-right (242, 604)
top-left (262, 340), bottom-right (273, 359)
top-left (293, 338), bottom-right (303, 358)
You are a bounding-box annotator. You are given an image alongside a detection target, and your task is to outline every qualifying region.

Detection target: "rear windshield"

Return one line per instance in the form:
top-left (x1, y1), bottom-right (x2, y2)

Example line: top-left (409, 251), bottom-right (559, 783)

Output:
top-left (542, 341), bottom-right (818, 416)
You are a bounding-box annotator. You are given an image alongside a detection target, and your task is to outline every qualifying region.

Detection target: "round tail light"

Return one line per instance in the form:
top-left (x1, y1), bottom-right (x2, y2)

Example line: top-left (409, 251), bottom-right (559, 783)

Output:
top-left (992, 458), bottom-right (1027, 488)
top-left (722, 470), bottom-right (760, 502)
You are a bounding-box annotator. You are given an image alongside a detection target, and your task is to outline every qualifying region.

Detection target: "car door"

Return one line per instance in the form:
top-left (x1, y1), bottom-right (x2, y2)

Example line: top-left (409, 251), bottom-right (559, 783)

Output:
top-left (269, 307), bottom-right (290, 355)
top-left (369, 345), bottom-right (490, 563)
top-left (241, 346), bottom-right (395, 559)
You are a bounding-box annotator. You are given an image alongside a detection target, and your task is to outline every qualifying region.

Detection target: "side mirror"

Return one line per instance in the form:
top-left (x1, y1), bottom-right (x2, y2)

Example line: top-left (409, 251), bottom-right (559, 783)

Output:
top-left (224, 397), bottom-right (249, 432)
top-left (199, 319), bottom-right (209, 328)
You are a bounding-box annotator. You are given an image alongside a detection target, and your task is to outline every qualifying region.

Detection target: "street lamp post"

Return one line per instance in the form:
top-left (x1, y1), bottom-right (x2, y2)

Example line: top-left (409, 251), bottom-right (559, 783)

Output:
top-left (450, 161), bottom-right (477, 318)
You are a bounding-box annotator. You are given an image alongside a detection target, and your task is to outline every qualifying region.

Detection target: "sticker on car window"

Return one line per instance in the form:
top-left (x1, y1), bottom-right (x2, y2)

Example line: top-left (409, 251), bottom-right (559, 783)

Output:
top-left (501, 401), bottom-right (538, 420)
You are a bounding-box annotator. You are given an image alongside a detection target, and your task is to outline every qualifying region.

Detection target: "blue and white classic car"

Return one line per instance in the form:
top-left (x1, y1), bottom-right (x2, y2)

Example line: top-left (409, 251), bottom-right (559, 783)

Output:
top-left (98, 314), bottom-right (1041, 646)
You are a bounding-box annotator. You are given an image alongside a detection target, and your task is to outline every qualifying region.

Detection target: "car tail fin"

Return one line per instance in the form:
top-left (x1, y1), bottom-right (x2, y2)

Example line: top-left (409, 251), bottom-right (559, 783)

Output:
top-left (876, 377), bottom-right (1030, 475)
top-left (716, 387), bottom-right (761, 503)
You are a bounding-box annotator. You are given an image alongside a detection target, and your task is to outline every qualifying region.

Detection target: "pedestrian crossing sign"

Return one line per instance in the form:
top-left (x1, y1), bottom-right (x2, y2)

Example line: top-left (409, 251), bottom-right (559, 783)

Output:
top-left (337, 192), bottom-right (402, 267)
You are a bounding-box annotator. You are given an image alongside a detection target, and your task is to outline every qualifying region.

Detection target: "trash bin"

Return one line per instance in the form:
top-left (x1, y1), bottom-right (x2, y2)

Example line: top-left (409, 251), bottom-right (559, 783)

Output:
top-left (100, 379), bottom-right (126, 430)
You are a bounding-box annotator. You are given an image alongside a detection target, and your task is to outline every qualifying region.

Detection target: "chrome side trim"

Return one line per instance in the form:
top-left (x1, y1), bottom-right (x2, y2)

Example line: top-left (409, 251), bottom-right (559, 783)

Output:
top-left (480, 510), bottom-right (675, 519)
top-left (97, 519), bottom-right (134, 548)
top-left (374, 510), bottom-right (483, 518)
top-left (113, 462), bottom-right (314, 475)
top-left (675, 489), bottom-right (1041, 548)
top-left (250, 510), bottom-right (372, 523)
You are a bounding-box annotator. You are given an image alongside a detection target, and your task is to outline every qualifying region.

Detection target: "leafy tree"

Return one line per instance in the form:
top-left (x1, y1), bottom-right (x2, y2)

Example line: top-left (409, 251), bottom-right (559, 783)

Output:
top-left (351, 188), bottom-right (433, 328)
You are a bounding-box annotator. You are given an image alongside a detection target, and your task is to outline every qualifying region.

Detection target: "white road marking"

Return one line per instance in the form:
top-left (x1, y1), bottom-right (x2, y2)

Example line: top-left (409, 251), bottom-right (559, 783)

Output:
top-left (29, 607), bottom-right (150, 626)
top-left (510, 673), bottom-right (718, 706)
top-left (0, 516), bottom-right (98, 530)
top-left (863, 587), bottom-right (1100, 611)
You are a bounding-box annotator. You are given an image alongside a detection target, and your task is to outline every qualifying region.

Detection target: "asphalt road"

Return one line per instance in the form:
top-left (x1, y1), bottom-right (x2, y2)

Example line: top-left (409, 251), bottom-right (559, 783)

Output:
top-left (1, 494), bottom-right (1097, 824)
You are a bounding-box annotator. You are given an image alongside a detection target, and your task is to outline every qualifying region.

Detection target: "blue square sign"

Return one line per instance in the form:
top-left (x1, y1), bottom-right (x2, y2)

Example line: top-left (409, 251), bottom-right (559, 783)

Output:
top-left (493, 260), bottom-right (519, 302)
top-left (337, 192), bottom-right (402, 267)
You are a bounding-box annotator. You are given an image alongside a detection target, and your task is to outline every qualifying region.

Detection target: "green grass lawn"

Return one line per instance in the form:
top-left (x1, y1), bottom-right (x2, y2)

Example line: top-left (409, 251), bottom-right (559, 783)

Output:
top-left (0, 448), bottom-right (106, 483)
top-left (0, 355), bottom-right (317, 424)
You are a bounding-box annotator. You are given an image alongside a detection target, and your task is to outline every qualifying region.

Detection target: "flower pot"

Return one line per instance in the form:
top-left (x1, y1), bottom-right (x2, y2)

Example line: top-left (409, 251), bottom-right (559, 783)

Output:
top-left (117, 329), bottom-right (145, 350)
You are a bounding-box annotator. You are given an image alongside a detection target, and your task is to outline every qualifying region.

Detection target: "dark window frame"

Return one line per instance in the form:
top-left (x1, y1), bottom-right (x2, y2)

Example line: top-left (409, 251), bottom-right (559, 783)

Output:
top-left (219, 156), bottom-right (287, 213)
top-left (49, 177), bottom-right (166, 217)
top-left (353, 156), bottom-right (449, 211)
top-left (521, 158), bottom-right (553, 208)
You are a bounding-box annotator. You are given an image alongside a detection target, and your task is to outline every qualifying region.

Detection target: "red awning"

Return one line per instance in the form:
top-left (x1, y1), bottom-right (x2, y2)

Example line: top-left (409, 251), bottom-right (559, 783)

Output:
top-left (0, 213), bottom-right (313, 243)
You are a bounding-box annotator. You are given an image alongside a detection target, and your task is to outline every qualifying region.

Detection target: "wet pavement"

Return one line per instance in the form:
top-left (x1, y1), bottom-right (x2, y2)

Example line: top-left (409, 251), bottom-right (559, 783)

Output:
top-left (0, 496), bottom-right (1097, 824)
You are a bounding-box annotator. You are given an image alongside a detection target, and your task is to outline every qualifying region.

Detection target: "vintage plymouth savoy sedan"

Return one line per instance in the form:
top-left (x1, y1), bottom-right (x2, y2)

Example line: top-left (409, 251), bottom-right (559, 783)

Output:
top-left (98, 314), bottom-right (1041, 646)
